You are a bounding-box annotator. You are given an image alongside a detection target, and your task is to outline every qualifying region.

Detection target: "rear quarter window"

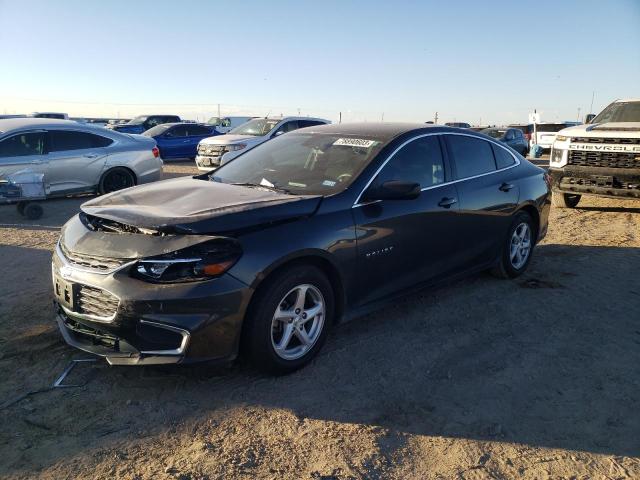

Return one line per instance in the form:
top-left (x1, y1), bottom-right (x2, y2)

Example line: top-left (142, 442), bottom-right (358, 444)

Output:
top-left (492, 144), bottom-right (516, 169)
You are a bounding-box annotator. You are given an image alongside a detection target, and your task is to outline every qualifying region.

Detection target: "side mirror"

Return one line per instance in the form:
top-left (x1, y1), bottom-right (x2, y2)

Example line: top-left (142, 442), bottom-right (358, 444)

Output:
top-left (274, 130), bottom-right (284, 137)
top-left (364, 180), bottom-right (421, 201)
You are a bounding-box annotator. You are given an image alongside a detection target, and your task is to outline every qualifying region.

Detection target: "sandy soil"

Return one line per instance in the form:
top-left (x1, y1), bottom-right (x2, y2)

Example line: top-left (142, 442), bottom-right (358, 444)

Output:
top-left (1, 162), bottom-right (639, 479)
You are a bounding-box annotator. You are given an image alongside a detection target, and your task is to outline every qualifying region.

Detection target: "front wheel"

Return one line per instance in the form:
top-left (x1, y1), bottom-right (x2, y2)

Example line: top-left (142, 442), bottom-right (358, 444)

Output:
top-left (491, 211), bottom-right (535, 279)
top-left (552, 192), bottom-right (581, 208)
top-left (98, 167), bottom-right (135, 194)
top-left (242, 265), bottom-right (334, 374)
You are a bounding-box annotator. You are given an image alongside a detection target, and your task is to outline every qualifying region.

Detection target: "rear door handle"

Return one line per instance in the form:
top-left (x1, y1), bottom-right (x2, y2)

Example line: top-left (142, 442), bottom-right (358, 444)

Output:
top-left (83, 153), bottom-right (99, 159)
top-left (499, 183), bottom-right (515, 192)
top-left (438, 197), bottom-right (457, 208)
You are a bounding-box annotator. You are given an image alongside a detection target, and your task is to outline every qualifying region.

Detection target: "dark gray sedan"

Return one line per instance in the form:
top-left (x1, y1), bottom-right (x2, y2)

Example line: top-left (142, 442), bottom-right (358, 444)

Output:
top-left (481, 127), bottom-right (529, 156)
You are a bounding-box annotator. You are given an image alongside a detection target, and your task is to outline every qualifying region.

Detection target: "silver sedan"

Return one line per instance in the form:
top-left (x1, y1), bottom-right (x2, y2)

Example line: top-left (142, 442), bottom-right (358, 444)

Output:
top-left (0, 118), bottom-right (163, 195)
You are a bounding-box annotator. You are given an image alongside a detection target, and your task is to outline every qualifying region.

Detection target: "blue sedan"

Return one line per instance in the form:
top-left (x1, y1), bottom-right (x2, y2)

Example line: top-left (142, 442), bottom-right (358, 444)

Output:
top-left (143, 123), bottom-right (219, 160)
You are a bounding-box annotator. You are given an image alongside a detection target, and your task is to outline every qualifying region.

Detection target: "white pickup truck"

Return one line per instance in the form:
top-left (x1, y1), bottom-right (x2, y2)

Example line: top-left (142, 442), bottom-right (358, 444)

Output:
top-left (549, 98), bottom-right (640, 207)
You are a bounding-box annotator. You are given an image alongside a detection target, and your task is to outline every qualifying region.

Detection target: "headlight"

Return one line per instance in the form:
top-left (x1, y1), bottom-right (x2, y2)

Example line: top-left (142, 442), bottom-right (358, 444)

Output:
top-left (132, 240), bottom-right (241, 283)
top-left (556, 135), bottom-right (568, 141)
top-left (226, 143), bottom-right (246, 152)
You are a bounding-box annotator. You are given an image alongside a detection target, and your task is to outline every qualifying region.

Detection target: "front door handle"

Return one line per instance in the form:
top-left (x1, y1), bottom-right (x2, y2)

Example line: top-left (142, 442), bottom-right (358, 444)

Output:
top-left (499, 182), bottom-right (515, 192)
top-left (83, 154), bottom-right (99, 159)
top-left (438, 197), bottom-right (457, 208)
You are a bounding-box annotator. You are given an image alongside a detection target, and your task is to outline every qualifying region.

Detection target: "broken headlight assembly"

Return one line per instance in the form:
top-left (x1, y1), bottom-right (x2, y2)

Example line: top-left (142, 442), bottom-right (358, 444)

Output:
top-left (131, 240), bottom-right (242, 283)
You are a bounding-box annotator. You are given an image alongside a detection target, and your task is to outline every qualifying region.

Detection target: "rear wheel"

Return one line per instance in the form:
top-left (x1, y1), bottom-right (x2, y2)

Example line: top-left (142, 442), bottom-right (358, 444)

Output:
top-left (23, 202), bottom-right (43, 220)
top-left (491, 211), bottom-right (535, 279)
top-left (99, 167), bottom-right (135, 194)
top-left (552, 192), bottom-right (581, 208)
top-left (242, 265), bottom-right (334, 374)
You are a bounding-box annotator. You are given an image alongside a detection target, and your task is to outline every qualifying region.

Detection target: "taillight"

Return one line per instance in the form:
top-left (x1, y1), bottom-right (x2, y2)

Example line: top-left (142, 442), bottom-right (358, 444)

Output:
top-left (152, 147), bottom-right (160, 158)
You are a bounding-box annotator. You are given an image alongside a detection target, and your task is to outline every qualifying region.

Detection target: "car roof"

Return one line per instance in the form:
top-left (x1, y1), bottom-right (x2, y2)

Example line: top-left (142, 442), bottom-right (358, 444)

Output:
top-left (0, 118), bottom-right (85, 135)
top-left (615, 98), bottom-right (640, 103)
top-left (264, 116), bottom-right (330, 123)
top-left (290, 122), bottom-right (453, 142)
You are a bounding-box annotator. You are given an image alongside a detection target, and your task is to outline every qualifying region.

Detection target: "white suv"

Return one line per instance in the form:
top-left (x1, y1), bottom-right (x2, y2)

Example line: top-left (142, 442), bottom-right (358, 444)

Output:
top-left (195, 117), bottom-right (330, 171)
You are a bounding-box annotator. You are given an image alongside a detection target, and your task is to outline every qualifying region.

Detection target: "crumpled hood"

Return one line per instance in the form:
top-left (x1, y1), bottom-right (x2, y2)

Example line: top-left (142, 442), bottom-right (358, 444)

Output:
top-left (199, 134), bottom-right (262, 146)
top-left (80, 177), bottom-right (322, 234)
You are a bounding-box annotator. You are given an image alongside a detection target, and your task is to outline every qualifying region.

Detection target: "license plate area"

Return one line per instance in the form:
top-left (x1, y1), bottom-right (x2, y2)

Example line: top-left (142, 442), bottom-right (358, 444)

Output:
top-left (591, 175), bottom-right (614, 187)
top-left (54, 275), bottom-right (75, 310)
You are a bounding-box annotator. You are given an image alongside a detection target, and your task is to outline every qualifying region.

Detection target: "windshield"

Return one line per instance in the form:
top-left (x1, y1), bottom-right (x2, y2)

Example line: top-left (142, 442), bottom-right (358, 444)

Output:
top-left (229, 118), bottom-right (279, 136)
top-left (482, 129), bottom-right (507, 139)
top-left (536, 124), bottom-right (567, 132)
top-left (592, 101), bottom-right (640, 123)
top-left (143, 125), bottom-right (171, 137)
top-left (127, 115), bottom-right (148, 125)
top-left (211, 133), bottom-right (386, 196)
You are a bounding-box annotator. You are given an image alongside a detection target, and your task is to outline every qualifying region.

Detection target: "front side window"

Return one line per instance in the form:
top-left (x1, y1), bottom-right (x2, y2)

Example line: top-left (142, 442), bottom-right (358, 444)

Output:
top-left (0, 132), bottom-right (47, 158)
top-left (166, 126), bottom-right (189, 137)
top-left (187, 125), bottom-right (213, 136)
top-left (212, 133), bottom-right (386, 195)
top-left (447, 135), bottom-right (496, 179)
top-left (49, 130), bottom-right (113, 151)
top-left (273, 121), bottom-right (299, 136)
top-left (374, 136), bottom-right (444, 188)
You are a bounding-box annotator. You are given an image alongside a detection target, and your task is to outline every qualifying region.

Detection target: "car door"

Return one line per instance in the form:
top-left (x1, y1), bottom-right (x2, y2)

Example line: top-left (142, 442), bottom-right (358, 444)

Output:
top-left (183, 125), bottom-right (215, 158)
top-left (443, 134), bottom-right (520, 268)
top-left (351, 134), bottom-right (462, 306)
top-left (46, 130), bottom-right (113, 194)
top-left (159, 125), bottom-right (189, 158)
top-left (0, 130), bottom-right (49, 181)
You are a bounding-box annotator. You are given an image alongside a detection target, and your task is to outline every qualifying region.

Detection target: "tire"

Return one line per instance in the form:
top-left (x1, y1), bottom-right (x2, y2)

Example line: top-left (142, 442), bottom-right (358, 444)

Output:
top-left (98, 167), bottom-right (135, 194)
top-left (242, 264), bottom-right (334, 374)
top-left (23, 202), bottom-right (43, 220)
top-left (491, 211), bottom-right (535, 279)
top-left (552, 192), bottom-right (581, 208)
top-left (16, 201), bottom-right (27, 215)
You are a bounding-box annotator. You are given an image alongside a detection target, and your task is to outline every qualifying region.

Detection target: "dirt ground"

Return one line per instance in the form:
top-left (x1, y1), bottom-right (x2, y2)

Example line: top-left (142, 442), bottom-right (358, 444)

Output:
top-left (1, 162), bottom-right (639, 479)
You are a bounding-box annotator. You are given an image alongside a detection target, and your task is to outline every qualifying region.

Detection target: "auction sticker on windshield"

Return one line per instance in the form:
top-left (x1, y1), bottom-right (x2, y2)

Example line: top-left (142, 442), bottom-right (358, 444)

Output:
top-left (333, 138), bottom-right (377, 148)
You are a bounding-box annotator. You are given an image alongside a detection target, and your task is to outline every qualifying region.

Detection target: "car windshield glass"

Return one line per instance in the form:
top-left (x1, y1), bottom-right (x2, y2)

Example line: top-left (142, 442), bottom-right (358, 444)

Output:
top-left (127, 116), bottom-right (148, 125)
top-left (536, 124), bottom-right (567, 132)
top-left (592, 102), bottom-right (640, 123)
top-left (228, 118), bottom-right (280, 136)
top-left (143, 125), bottom-right (171, 137)
top-left (211, 133), bottom-right (386, 195)
top-left (482, 129), bottom-right (507, 139)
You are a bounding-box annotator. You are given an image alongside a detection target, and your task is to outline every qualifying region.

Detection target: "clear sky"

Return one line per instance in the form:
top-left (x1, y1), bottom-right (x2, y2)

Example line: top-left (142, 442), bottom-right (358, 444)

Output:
top-left (1, 0), bottom-right (639, 125)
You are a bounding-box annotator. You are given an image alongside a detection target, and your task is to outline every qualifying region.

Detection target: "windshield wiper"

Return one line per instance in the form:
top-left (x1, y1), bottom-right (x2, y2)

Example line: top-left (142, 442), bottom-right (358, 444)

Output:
top-left (230, 182), bottom-right (293, 194)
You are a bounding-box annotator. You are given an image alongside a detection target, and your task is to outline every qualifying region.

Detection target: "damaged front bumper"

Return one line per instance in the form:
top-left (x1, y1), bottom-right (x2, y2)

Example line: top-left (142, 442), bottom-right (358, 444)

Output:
top-left (549, 166), bottom-right (640, 199)
top-left (52, 217), bottom-right (252, 366)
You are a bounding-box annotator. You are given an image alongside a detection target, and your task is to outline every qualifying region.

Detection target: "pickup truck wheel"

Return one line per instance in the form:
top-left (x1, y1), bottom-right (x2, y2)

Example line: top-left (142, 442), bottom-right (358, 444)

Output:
top-left (99, 167), bottom-right (135, 194)
top-left (552, 192), bottom-right (581, 208)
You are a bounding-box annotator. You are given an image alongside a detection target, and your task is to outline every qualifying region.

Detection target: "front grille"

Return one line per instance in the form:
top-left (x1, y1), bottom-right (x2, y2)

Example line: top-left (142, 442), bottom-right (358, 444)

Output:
top-left (76, 285), bottom-right (119, 319)
top-left (60, 242), bottom-right (128, 272)
top-left (568, 151), bottom-right (640, 169)
top-left (198, 144), bottom-right (226, 156)
top-left (571, 137), bottom-right (640, 145)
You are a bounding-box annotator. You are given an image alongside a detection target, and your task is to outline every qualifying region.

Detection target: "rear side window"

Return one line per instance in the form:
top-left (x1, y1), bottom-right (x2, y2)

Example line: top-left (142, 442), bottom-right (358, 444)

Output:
top-left (187, 125), bottom-right (213, 136)
top-left (492, 144), bottom-right (516, 169)
top-left (446, 135), bottom-right (496, 179)
top-left (0, 132), bottom-right (47, 158)
top-left (297, 120), bottom-right (326, 128)
top-left (50, 130), bottom-right (113, 151)
top-left (375, 136), bottom-right (445, 188)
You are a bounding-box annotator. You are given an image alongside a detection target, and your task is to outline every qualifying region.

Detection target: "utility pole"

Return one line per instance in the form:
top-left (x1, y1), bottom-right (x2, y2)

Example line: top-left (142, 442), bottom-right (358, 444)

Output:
top-left (381, 112), bottom-right (385, 122)
top-left (589, 91), bottom-right (595, 114)
top-left (576, 107), bottom-right (581, 122)
top-left (434, 112), bottom-right (438, 124)
top-left (297, 108), bottom-right (301, 116)
top-left (217, 103), bottom-right (221, 118)
top-left (339, 112), bottom-right (342, 124)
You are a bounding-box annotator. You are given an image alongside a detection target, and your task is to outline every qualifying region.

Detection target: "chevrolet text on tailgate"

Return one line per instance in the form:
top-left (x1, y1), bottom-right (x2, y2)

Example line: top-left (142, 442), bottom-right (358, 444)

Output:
top-left (549, 98), bottom-right (640, 207)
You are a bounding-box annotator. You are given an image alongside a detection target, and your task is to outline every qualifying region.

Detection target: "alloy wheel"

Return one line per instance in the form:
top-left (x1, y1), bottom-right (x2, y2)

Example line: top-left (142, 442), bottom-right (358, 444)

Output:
top-left (509, 222), bottom-right (531, 269)
top-left (270, 284), bottom-right (325, 361)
